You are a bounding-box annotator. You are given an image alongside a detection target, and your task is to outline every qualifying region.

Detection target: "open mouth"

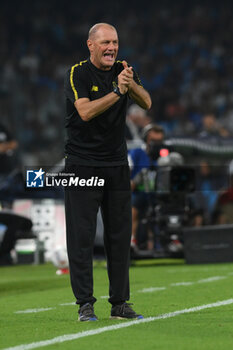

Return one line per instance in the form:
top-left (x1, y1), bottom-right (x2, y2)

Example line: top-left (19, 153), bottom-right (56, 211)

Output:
top-left (103, 53), bottom-right (114, 61)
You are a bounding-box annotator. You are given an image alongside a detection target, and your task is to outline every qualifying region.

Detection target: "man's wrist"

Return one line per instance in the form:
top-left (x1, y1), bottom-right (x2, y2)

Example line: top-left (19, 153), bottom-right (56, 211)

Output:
top-left (113, 85), bottom-right (124, 97)
top-left (128, 80), bottom-right (135, 91)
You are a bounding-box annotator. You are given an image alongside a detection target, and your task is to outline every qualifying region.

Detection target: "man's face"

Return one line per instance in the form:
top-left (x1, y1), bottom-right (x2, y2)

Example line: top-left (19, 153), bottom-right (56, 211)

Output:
top-left (87, 26), bottom-right (119, 71)
top-left (146, 130), bottom-right (165, 160)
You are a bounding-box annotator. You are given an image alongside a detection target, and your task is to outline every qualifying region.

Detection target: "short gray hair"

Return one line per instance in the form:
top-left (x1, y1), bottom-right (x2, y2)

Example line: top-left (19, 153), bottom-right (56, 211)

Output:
top-left (88, 23), bottom-right (117, 39)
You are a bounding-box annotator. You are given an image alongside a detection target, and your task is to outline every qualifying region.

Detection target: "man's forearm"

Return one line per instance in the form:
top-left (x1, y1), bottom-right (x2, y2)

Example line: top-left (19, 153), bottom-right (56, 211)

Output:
top-left (75, 92), bottom-right (121, 122)
top-left (128, 81), bottom-right (152, 110)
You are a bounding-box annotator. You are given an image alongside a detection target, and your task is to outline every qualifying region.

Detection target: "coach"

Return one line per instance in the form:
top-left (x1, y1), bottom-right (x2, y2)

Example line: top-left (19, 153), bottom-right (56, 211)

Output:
top-left (64, 23), bottom-right (151, 321)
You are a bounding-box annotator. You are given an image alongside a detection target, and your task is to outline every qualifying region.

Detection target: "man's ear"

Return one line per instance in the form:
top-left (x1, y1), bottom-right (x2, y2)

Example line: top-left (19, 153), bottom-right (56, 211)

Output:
top-left (87, 39), bottom-right (92, 53)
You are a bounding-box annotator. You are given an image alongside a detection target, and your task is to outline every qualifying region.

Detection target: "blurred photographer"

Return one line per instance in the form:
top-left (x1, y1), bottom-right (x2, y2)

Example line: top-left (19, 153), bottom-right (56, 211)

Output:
top-left (125, 104), bottom-right (151, 142)
top-left (128, 124), bottom-right (166, 250)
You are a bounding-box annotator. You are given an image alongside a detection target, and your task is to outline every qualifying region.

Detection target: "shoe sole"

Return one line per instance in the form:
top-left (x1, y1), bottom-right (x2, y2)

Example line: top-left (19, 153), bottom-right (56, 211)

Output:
top-left (110, 316), bottom-right (144, 320)
top-left (79, 317), bottom-right (98, 321)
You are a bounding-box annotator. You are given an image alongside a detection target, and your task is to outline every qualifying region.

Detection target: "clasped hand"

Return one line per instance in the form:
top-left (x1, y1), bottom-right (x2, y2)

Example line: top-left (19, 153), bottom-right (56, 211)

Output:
top-left (117, 61), bottom-right (133, 95)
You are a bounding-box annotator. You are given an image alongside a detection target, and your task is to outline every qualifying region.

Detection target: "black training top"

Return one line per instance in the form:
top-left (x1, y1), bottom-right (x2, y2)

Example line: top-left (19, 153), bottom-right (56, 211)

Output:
top-left (64, 58), bottom-right (142, 166)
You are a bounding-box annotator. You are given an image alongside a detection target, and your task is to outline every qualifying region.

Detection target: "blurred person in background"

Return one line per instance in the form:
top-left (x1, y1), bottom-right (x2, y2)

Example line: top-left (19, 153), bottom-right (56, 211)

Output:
top-left (125, 103), bottom-right (151, 142)
top-left (0, 123), bottom-right (18, 186)
top-left (129, 124), bottom-right (165, 250)
top-left (191, 160), bottom-right (221, 223)
top-left (213, 160), bottom-right (233, 224)
top-left (129, 124), bottom-right (165, 178)
top-left (198, 113), bottom-right (230, 139)
top-left (188, 159), bottom-right (228, 225)
top-left (64, 23), bottom-right (151, 321)
top-left (0, 123), bottom-right (20, 206)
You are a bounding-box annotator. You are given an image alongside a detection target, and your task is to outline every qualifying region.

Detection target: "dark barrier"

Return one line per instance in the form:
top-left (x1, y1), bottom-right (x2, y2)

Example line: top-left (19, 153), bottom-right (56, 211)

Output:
top-left (183, 224), bottom-right (233, 264)
top-left (165, 138), bottom-right (233, 158)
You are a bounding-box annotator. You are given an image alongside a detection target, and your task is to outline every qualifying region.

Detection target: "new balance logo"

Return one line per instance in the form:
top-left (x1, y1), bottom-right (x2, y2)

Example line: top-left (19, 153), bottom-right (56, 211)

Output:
top-left (91, 85), bottom-right (99, 92)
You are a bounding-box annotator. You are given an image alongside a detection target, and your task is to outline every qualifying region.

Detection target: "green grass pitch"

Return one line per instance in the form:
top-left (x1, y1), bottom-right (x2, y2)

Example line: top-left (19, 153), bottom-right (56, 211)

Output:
top-left (0, 259), bottom-right (233, 350)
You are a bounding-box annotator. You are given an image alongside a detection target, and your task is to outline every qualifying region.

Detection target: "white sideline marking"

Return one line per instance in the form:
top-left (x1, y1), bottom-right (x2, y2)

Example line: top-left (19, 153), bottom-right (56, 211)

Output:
top-left (15, 308), bottom-right (54, 314)
top-left (14, 275), bottom-right (229, 314)
top-left (5, 299), bottom-right (233, 350)
top-left (138, 287), bottom-right (166, 293)
top-left (168, 267), bottom-right (231, 274)
top-left (171, 282), bottom-right (194, 286)
top-left (141, 275), bottom-right (227, 293)
top-left (15, 297), bottom-right (109, 314)
top-left (171, 276), bottom-right (226, 287)
top-left (198, 276), bottom-right (226, 283)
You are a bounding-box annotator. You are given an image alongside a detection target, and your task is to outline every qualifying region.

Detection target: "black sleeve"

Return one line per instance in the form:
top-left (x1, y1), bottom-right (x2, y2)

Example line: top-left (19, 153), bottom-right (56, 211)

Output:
top-left (64, 65), bottom-right (90, 103)
top-left (116, 61), bottom-right (143, 87)
top-left (133, 68), bottom-right (143, 87)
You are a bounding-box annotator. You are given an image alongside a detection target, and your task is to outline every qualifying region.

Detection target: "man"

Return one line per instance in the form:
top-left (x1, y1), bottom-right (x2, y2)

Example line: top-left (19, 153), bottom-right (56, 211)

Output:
top-left (129, 124), bottom-right (165, 179)
top-left (129, 124), bottom-right (165, 250)
top-left (125, 103), bottom-right (151, 142)
top-left (64, 23), bottom-right (151, 321)
top-left (198, 113), bottom-right (229, 139)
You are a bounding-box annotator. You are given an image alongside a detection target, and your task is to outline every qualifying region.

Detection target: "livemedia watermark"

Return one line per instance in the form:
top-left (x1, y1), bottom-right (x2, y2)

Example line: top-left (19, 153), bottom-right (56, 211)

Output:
top-left (26, 168), bottom-right (105, 188)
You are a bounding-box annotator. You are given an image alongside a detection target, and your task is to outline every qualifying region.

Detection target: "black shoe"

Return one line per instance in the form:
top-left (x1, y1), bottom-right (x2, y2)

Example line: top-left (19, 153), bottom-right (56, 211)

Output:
top-left (110, 303), bottom-right (143, 320)
top-left (78, 303), bottom-right (98, 321)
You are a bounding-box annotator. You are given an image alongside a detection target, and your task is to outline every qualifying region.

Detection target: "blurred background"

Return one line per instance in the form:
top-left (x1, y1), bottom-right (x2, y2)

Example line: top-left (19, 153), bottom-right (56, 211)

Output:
top-left (1, 0), bottom-right (233, 266)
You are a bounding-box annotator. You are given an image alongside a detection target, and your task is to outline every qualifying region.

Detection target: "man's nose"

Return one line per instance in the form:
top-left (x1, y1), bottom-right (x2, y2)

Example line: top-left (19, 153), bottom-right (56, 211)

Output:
top-left (108, 42), bottom-right (115, 50)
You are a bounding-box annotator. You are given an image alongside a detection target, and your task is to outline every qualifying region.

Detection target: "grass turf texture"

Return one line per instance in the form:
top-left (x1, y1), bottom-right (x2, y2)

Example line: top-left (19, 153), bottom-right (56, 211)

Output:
top-left (0, 260), bottom-right (233, 350)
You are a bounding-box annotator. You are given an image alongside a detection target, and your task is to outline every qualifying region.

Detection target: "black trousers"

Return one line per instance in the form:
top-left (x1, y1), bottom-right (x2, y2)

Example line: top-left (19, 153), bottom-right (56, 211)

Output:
top-left (64, 164), bottom-right (132, 306)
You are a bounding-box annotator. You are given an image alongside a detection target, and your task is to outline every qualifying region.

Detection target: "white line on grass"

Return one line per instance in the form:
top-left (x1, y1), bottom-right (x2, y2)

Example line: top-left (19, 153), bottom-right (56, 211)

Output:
top-left (171, 276), bottom-right (227, 287)
top-left (14, 308), bottom-right (55, 314)
top-left (171, 282), bottom-right (194, 286)
top-left (167, 266), bottom-right (231, 273)
top-left (138, 287), bottom-right (167, 293)
top-left (13, 275), bottom-right (229, 314)
top-left (198, 276), bottom-right (226, 283)
top-left (5, 298), bottom-right (233, 350)
top-left (139, 275), bottom-right (227, 293)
